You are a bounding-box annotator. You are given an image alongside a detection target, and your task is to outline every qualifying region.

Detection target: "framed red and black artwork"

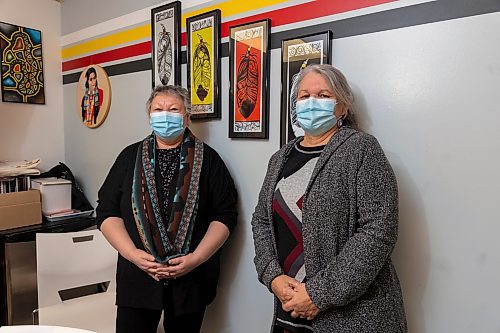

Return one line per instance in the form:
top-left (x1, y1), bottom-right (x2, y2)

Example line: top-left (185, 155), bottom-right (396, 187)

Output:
top-left (228, 19), bottom-right (270, 139)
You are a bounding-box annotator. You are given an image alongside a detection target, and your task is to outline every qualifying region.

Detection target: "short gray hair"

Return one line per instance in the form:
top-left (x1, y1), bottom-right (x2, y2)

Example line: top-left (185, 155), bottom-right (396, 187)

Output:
top-left (146, 85), bottom-right (192, 115)
top-left (296, 64), bottom-right (357, 129)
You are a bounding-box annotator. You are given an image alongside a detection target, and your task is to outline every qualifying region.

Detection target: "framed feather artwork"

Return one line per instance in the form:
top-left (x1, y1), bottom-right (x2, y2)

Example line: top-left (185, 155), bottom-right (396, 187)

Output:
top-left (280, 31), bottom-right (332, 146)
top-left (186, 9), bottom-right (221, 120)
top-left (151, 1), bottom-right (181, 88)
top-left (229, 19), bottom-right (270, 139)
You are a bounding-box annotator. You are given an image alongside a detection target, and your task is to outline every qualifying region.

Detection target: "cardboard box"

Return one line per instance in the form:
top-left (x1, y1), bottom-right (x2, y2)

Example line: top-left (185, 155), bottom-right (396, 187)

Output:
top-left (31, 178), bottom-right (72, 215)
top-left (0, 189), bottom-right (42, 230)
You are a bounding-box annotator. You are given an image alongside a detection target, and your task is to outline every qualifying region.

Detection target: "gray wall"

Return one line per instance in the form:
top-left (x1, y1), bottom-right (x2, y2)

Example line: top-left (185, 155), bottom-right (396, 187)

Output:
top-left (1, 0), bottom-right (65, 171)
top-left (61, 0), bottom-right (217, 35)
top-left (61, 0), bottom-right (162, 35)
top-left (62, 1), bottom-right (500, 332)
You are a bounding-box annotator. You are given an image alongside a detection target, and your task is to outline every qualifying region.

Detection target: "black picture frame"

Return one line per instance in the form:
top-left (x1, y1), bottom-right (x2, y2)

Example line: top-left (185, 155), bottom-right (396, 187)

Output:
top-left (186, 9), bottom-right (221, 120)
top-left (0, 21), bottom-right (45, 104)
top-left (228, 19), bottom-right (270, 139)
top-left (151, 1), bottom-right (181, 88)
top-left (280, 31), bottom-right (332, 146)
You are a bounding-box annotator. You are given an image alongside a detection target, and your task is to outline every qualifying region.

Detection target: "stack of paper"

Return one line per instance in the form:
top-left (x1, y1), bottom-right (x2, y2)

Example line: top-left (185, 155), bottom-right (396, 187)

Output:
top-left (0, 159), bottom-right (41, 177)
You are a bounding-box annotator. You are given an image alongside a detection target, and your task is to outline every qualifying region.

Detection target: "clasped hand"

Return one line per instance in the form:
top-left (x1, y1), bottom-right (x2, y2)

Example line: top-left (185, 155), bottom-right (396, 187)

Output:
top-left (128, 249), bottom-right (200, 281)
top-left (271, 275), bottom-right (320, 321)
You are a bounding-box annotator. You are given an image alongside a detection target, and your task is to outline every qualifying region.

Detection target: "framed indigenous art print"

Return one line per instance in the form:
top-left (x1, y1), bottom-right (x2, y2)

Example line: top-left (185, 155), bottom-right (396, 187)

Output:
top-left (186, 9), bottom-right (221, 120)
top-left (280, 31), bottom-right (332, 146)
top-left (151, 1), bottom-right (181, 88)
top-left (76, 65), bottom-right (112, 129)
top-left (229, 19), bottom-right (270, 139)
top-left (0, 21), bottom-right (45, 104)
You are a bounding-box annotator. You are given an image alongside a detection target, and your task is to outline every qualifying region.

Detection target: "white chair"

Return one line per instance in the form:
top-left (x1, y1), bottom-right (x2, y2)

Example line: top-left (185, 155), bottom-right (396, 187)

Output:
top-left (0, 325), bottom-right (97, 333)
top-left (35, 230), bottom-right (117, 333)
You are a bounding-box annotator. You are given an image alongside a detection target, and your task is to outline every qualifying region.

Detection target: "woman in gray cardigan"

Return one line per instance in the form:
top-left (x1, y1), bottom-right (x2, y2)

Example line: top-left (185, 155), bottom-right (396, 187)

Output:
top-left (251, 64), bottom-right (407, 333)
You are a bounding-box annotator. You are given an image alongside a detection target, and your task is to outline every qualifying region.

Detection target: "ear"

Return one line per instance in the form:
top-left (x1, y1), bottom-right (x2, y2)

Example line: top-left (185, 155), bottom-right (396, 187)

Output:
top-left (342, 109), bottom-right (349, 119)
top-left (335, 102), bottom-right (348, 118)
top-left (185, 113), bottom-right (191, 127)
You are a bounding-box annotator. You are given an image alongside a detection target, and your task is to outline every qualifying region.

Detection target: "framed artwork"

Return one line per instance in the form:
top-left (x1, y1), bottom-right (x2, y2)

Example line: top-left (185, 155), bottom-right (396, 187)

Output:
top-left (76, 65), bottom-right (112, 129)
top-left (0, 21), bottom-right (45, 104)
top-left (151, 1), bottom-right (181, 88)
top-left (186, 9), bottom-right (221, 120)
top-left (229, 19), bottom-right (270, 139)
top-left (280, 31), bottom-right (332, 146)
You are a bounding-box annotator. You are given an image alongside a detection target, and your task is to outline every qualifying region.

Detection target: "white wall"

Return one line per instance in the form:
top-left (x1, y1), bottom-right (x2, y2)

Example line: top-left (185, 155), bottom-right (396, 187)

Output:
top-left (63, 58), bottom-right (278, 332)
top-left (61, 3), bottom-right (500, 333)
top-left (188, 54), bottom-right (279, 332)
top-left (333, 13), bottom-right (500, 332)
top-left (0, 0), bottom-right (64, 171)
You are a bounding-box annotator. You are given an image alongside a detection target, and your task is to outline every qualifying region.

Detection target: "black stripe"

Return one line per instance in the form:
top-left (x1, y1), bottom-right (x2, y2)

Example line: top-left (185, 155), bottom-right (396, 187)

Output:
top-left (64, 58), bottom-right (152, 84)
top-left (63, 0), bottom-right (500, 84)
top-left (63, 71), bottom-right (82, 85)
top-left (106, 58), bottom-right (152, 75)
top-left (270, 0), bottom-right (500, 48)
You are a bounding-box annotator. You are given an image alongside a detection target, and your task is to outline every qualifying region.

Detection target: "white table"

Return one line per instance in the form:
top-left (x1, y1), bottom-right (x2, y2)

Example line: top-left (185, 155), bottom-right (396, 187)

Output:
top-left (0, 326), bottom-right (96, 333)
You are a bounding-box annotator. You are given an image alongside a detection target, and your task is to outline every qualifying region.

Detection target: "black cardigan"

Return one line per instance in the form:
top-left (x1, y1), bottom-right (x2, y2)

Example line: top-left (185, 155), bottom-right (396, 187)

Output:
top-left (96, 140), bottom-right (238, 314)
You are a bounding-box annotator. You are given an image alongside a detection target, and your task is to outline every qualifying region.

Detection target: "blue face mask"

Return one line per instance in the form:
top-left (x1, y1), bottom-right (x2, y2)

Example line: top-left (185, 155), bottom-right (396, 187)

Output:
top-left (295, 97), bottom-right (337, 136)
top-left (149, 111), bottom-right (185, 141)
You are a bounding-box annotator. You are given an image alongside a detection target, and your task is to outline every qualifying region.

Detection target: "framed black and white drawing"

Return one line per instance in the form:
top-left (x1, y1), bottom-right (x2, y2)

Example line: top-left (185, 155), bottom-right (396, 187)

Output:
top-left (228, 19), bottom-right (270, 139)
top-left (151, 1), bottom-right (181, 88)
top-left (186, 9), bottom-right (221, 120)
top-left (280, 31), bottom-right (332, 146)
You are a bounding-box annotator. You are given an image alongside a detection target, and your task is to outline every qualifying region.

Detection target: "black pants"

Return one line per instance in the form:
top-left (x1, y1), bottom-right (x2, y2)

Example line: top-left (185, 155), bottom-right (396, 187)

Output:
top-left (116, 284), bottom-right (206, 333)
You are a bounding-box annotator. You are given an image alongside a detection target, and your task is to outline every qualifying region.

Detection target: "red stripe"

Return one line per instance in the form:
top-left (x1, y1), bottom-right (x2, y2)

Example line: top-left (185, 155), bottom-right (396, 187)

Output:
top-left (181, 0), bottom-right (394, 46)
top-left (273, 197), bottom-right (302, 241)
top-left (217, 0), bottom-right (395, 43)
top-left (63, 0), bottom-right (395, 71)
top-left (284, 243), bottom-right (303, 273)
top-left (181, 32), bottom-right (187, 47)
top-left (62, 41), bottom-right (151, 71)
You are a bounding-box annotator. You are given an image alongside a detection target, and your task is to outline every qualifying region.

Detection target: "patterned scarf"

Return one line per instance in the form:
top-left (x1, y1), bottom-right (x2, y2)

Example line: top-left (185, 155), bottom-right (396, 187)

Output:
top-left (131, 129), bottom-right (204, 264)
top-left (83, 87), bottom-right (99, 112)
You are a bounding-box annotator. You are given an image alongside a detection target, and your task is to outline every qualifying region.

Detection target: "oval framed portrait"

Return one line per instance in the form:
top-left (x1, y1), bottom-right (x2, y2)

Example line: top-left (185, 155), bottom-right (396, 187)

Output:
top-left (76, 64), bottom-right (112, 128)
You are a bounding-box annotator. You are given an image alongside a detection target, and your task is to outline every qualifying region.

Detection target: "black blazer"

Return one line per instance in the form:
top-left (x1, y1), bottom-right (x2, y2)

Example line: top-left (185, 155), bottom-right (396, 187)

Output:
top-left (96, 140), bottom-right (238, 314)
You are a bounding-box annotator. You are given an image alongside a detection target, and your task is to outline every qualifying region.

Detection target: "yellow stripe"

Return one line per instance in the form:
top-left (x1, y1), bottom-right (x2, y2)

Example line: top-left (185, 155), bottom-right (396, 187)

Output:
top-left (62, 24), bottom-right (150, 59)
top-left (62, 0), bottom-right (293, 60)
top-left (182, 0), bottom-right (291, 27)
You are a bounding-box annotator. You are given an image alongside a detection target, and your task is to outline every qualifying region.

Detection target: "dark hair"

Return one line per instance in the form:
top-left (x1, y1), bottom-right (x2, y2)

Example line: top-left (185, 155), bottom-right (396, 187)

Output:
top-left (296, 64), bottom-right (358, 129)
top-left (81, 67), bottom-right (100, 124)
top-left (84, 67), bottom-right (98, 89)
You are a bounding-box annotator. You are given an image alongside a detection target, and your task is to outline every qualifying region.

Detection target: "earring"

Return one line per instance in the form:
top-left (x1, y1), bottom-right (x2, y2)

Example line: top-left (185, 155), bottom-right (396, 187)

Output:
top-left (337, 117), bottom-right (344, 128)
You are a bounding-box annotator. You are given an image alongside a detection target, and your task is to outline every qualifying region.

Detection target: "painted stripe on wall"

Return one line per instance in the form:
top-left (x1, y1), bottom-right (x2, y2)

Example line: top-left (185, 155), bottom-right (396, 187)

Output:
top-left (217, 0), bottom-right (394, 39)
top-left (62, 0), bottom-right (395, 64)
top-left (62, 0), bottom-right (500, 84)
top-left (62, 24), bottom-right (150, 60)
top-left (63, 41), bottom-right (151, 72)
top-left (62, 0), bottom-right (293, 59)
top-left (63, 54), bottom-right (151, 76)
top-left (181, 0), bottom-right (293, 28)
top-left (62, 0), bottom-right (395, 71)
top-left (61, 0), bottom-right (229, 46)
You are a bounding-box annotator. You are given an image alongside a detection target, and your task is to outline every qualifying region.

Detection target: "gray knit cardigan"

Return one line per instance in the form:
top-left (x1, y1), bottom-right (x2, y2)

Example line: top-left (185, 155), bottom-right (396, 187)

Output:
top-left (251, 127), bottom-right (407, 333)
